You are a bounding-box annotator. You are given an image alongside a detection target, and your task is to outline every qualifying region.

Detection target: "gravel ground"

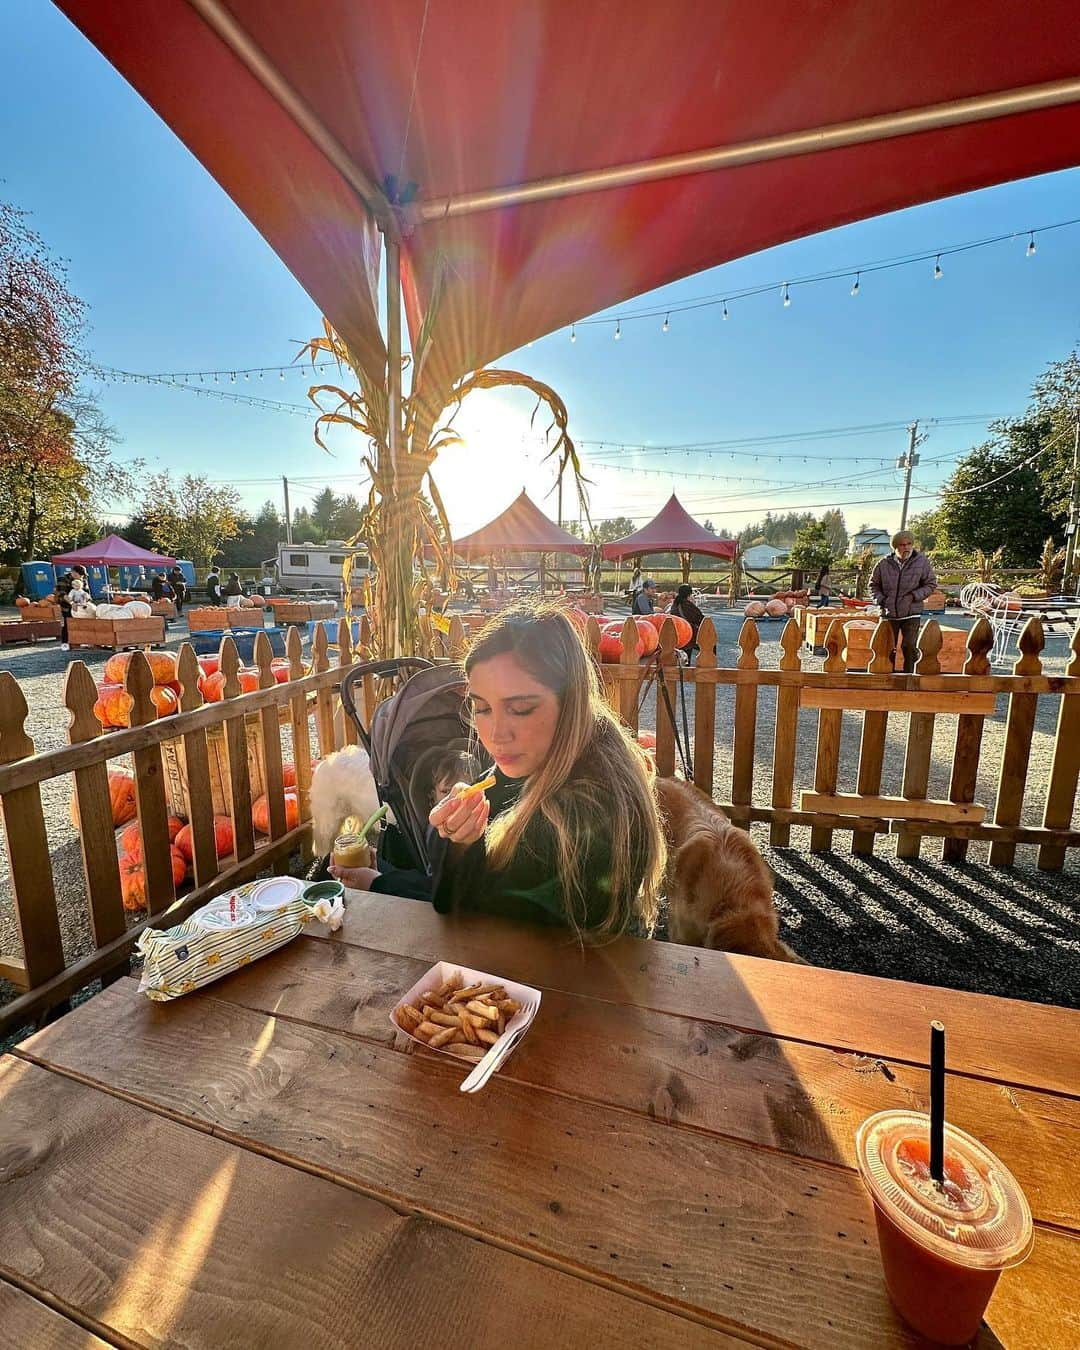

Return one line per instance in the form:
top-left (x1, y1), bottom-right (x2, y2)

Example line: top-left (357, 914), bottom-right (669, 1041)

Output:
top-left (1, 606), bottom-right (1077, 1029)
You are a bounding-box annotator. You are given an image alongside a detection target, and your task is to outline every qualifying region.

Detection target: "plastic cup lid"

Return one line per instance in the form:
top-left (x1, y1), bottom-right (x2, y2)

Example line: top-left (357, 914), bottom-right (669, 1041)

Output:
top-left (855, 1110), bottom-right (1033, 1270)
top-left (250, 876), bottom-right (305, 911)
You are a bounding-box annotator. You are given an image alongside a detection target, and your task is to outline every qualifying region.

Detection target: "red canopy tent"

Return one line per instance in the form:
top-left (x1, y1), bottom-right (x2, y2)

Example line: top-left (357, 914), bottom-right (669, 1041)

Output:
top-left (602, 496), bottom-right (738, 564)
top-left (452, 492), bottom-right (590, 559)
top-left (51, 536), bottom-right (176, 568)
top-left (53, 1), bottom-right (1080, 398)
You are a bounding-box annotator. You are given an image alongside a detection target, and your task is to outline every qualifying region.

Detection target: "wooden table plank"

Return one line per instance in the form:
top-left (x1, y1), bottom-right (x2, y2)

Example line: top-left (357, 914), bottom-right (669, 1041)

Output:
top-left (20, 978), bottom-right (1068, 1349)
top-left (203, 937), bottom-right (1080, 1234)
top-left (0, 1056), bottom-right (737, 1350)
top-left (0, 1279), bottom-right (114, 1350)
top-left (330, 894), bottom-right (1080, 1098)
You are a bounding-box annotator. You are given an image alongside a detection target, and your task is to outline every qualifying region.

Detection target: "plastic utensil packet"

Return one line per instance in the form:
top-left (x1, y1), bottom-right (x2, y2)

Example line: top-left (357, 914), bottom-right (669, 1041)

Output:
top-left (136, 880), bottom-right (340, 1002)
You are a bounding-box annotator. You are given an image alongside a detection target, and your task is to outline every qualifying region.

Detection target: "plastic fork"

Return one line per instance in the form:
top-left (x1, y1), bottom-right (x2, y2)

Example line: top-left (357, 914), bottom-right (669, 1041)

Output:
top-left (459, 994), bottom-right (540, 1094)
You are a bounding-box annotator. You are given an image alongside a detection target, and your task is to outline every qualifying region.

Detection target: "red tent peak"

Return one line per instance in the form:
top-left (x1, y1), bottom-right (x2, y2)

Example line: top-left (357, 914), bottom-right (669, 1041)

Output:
top-left (602, 495), bottom-right (736, 560)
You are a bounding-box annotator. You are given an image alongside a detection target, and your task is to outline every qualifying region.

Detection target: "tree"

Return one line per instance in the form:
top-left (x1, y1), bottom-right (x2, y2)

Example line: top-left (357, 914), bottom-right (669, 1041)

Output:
top-left (116, 515), bottom-right (158, 552)
top-left (333, 493), bottom-right (364, 539)
top-left (907, 508), bottom-right (943, 552)
top-left (1, 200), bottom-right (135, 557)
top-left (820, 509), bottom-right (848, 556)
top-left (937, 424), bottom-right (1057, 565)
top-left (788, 520), bottom-right (834, 573)
top-left (139, 474), bottom-right (242, 566)
top-left (311, 487), bottom-right (341, 538)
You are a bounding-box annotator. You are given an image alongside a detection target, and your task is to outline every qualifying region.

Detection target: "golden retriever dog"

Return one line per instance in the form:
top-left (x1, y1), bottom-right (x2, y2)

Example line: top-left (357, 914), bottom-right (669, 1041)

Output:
top-left (656, 777), bottom-right (805, 963)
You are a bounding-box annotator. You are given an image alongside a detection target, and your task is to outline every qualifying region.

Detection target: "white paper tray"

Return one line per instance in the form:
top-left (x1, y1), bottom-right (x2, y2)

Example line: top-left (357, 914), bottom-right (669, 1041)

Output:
top-left (390, 960), bottom-right (541, 1071)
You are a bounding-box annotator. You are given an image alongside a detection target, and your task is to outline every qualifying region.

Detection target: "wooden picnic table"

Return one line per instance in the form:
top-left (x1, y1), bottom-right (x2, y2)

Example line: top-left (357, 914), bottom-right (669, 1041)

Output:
top-left (1, 891), bottom-right (1077, 1348)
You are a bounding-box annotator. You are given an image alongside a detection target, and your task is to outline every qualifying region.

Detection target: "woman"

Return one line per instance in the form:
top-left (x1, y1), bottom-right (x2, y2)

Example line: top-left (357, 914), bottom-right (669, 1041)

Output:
top-left (430, 605), bottom-right (665, 937)
top-left (815, 566), bottom-right (833, 608)
top-left (670, 583), bottom-right (704, 661)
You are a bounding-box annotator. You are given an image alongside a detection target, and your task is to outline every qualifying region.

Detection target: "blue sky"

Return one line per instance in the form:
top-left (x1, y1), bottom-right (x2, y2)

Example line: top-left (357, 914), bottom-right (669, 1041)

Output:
top-left (3, 0), bottom-right (1079, 537)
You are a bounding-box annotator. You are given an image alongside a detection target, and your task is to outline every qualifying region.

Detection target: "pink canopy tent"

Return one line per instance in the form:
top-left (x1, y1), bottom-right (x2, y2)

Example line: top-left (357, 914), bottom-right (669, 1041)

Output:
top-left (602, 495), bottom-right (738, 563)
top-left (452, 492), bottom-right (591, 558)
top-left (52, 535), bottom-right (176, 568)
top-left (52, 1), bottom-right (1080, 400)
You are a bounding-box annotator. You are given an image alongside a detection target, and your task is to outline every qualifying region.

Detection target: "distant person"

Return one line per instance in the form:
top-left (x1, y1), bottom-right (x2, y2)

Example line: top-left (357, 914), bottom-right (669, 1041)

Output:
top-left (870, 531), bottom-right (937, 674)
top-left (630, 565), bottom-right (642, 593)
top-left (815, 566), bottom-right (833, 608)
top-left (223, 572), bottom-right (244, 605)
top-left (632, 578), bottom-right (657, 615)
top-left (167, 565), bottom-right (188, 613)
top-left (670, 584), bottom-right (705, 661)
top-left (205, 568), bottom-right (223, 606)
top-left (150, 571), bottom-right (171, 602)
top-left (55, 564), bottom-right (87, 650)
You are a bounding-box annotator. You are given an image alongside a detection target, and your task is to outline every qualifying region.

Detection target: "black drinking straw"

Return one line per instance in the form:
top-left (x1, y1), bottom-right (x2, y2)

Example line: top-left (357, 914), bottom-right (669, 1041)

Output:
top-left (930, 1020), bottom-right (946, 1184)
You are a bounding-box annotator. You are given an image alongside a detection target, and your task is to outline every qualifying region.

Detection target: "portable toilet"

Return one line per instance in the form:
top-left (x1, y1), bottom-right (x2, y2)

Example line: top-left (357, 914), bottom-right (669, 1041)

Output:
top-left (176, 560), bottom-right (196, 587)
top-left (84, 564), bottom-right (110, 599)
top-left (20, 561), bottom-right (56, 599)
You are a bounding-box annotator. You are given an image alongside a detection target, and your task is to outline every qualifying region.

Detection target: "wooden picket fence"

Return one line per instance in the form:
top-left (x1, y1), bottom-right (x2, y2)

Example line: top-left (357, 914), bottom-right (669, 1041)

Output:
top-left (2, 607), bottom-right (1079, 1035)
top-left (585, 612), bottom-right (1080, 868)
top-left (0, 620), bottom-right (396, 1036)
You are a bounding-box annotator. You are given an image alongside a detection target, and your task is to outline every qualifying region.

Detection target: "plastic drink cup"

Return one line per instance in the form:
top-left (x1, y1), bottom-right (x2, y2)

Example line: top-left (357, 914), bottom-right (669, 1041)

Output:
top-left (855, 1110), bottom-right (1033, 1345)
top-left (332, 831), bottom-right (371, 869)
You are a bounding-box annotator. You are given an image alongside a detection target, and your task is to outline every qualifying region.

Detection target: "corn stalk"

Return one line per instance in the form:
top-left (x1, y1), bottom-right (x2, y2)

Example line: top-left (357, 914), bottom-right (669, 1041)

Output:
top-left (1036, 536), bottom-right (1066, 594)
top-left (972, 546), bottom-right (1004, 584)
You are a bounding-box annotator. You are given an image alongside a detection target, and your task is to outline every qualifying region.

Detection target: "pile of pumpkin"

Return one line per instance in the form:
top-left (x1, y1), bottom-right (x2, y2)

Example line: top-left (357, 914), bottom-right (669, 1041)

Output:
top-left (79, 762), bottom-right (309, 912)
top-left (93, 651), bottom-right (294, 728)
top-left (564, 608), bottom-right (693, 662)
top-left (743, 588), bottom-right (808, 620)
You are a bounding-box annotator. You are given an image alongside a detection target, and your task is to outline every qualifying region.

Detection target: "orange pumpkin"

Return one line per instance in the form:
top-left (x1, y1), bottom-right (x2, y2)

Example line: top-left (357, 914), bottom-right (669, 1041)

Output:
top-left (197, 654), bottom-right (220, 677)
top-left (93, 683), bottom-right (136, 729)
top-left (636, 731), bottom-right (657, 750)
top-left (238, 668), bottom-right (260, 694)
top-left (119, 816), bottom-right (184, 862)
top-left (146, 651), bottom-right (179, 685)
top-left (174, 815), bottom-right (235, 863)
top-left (103, 651), bottom-right (133, 685)
top-left (149, 685), bottom-right (178, 718)
top-left (270, 659), bottom-right (291, 684)
top-left (252, 791), bottom-right (300, 834)
top-left (599, 621), bottom-right (644, 662)
top-left (634, 618), bottom-right (659, 655)
top-left (119, 848), bottom-right (187, 912)
top-left (199, 671), bottom-right (226, 702)
top-left (15, 595), bottom-right (30, 608)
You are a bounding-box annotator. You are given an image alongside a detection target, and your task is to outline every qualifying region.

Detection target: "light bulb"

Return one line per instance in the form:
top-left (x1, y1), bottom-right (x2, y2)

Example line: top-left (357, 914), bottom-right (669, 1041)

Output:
top-left (214, 373), bottom-right (219, 382)
top-left (722, 301), bottom-right (729, 320)
top-left (1027, 232), bottom-right (1036, 257)
top-left (662, 314), bottom-right (669, 333)
top-left (782, 283), bottom-right (791, 307)
top-left (614, 321), bottom-right (621, 341)
top-left (934, 257), bottom-right (943, 280)
top-left (230, 372), bottom-right (236, 383)
top-left (570, 324), bottom-right (576, 343)
top-left (279, 370), bottom-right (285, 380)
top-left (244, 371), bottom-right (250, 380)
top-left (850, 273), bottom-right (860, 297)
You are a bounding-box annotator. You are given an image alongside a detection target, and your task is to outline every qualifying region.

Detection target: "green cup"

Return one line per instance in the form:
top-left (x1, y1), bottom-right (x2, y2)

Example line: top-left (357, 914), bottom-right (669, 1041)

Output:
top-left (301, 879), bottom-right (345, 905)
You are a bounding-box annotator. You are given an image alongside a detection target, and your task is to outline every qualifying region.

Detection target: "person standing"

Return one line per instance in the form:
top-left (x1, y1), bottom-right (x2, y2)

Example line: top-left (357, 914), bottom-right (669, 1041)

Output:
top-left (870, 531), bottom-right (937, 673)
top-left (815, 566), bottom-right (833, 608)
top-left (223, 572), bottom-right (244, 605)
top-left (632, 578), bottom-right (657, 615)
top-left (670, 583), bottom-right (704, 661)
top-left (54, 564), bottom-right (87, 650)
top-left (205, 567), bottom-right (223, 606)
top-left (167, 565), bottom-right (188, 613)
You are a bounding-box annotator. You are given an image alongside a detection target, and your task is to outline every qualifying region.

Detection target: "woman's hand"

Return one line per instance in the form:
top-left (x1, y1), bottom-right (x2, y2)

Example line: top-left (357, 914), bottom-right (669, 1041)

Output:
top-left (429, 783), bottom-right (491, 847)
top-left (328, 862), bottom-right (379, 890)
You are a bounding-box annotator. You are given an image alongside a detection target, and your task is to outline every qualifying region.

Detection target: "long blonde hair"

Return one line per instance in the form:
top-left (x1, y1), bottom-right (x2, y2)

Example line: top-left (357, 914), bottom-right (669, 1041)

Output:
top-left (466, 603), bottom-right (665, 937)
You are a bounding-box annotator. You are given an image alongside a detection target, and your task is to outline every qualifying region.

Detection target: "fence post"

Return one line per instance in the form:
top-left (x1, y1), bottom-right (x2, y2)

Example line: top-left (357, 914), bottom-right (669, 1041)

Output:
top-left (64, 662), bottom-right (127, 958)
top-left (809, 619), bottom-right (846, 852)
top-left (254, 631), bottom-right (288, 840)
top-left (286, 626), bottom-right (315, 842)
top-left (730, 619), bottom-right (759, 830)
top-left (312, 622), bottom-right (337, 760)
top-left (693, 617), bottom-right (717, 795)
top-left (989, 619), bottom-right (1044, 867)
top-left (619, 617), bottom-right (641, 733)
top-left (943, 617), bottom-right (994, 864)
top-left (1038, 625), bottom-right (1080, 871)
top-left (337, 618), bottom-right (359, 747)
top-left (851, 621), bottom-right (897, 855)
top-left (176, 645), bottom-right (219, 890)
top-left (895, 620), bottom-right (943, 860)
top-left (125, 651), bottom-right (176, 915)
top-left (220, 636), bottom-right (256, 863)
top-left (769, 619), bottom-right (802, 846)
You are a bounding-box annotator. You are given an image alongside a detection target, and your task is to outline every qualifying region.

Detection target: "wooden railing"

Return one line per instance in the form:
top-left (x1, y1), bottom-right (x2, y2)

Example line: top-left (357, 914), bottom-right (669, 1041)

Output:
top-left (587, 613), bottom-right (1080, 867)
top-left (0, 620), bottom-right (389, 1036)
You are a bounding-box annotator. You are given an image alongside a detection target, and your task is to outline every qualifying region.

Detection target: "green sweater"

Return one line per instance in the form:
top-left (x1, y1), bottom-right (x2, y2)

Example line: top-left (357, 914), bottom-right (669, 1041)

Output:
top-left (433, 765), bottom-right (629, 932)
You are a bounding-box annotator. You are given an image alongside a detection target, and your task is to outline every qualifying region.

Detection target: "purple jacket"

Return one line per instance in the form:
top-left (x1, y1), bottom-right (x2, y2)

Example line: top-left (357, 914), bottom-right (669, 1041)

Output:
top-left (870, 550), bottom-right (937, 620)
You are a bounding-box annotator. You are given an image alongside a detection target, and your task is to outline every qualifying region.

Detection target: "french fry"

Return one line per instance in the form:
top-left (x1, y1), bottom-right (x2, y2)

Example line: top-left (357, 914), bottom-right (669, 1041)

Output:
top-left (396, 1004), bottom-right (423, 1030)
top-left (457, 774), bottom-right (496, 800)
top-left (496, 998), bottom-right (521, 1014)
top-left (449, 983), bottom-right (483, 1003)
top-left (443, 1043), bottom-right (485, 1062)
top-left (496, 1009), bottom-right (506, 1035)
top-left (428, 1010), bottom-right (463, 1029)
top-left (421, 991), bottom-right (446, 1009)
top-left (467, 1000), bottom-right (499, 1022)
top-left (437, 971), bottom-right (463, 997)
top-left (457, 1005), bottom-right (479, 1044)
top-left (476, 1028), bottom-right (499, 1045)
top-left (415, 1021), bottom-right (440, 1040)
top-left (429, 1025), bottom-right (461, 1049)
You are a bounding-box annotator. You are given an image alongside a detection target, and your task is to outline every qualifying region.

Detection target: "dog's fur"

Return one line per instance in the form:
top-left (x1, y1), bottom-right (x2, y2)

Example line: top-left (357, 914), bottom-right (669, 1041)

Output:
top-left (656, 777), bottom-right (805, 963)
top-left (309, 745), bottom-right (381, 855)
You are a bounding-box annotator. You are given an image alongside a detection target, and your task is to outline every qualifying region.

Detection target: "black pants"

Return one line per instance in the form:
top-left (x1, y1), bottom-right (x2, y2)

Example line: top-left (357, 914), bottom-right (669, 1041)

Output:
top-left (888, 617), bottom-right (921, 673)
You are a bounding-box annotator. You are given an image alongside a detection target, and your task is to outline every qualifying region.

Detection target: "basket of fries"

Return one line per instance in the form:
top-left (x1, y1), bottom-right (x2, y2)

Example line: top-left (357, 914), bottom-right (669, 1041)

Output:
top-left (391, 962), bottom-right (540, 1069)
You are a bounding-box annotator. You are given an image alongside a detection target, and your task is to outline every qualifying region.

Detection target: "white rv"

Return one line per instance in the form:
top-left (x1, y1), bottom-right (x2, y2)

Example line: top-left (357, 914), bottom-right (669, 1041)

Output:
top-left (267, 542), bottom-right (371, 592)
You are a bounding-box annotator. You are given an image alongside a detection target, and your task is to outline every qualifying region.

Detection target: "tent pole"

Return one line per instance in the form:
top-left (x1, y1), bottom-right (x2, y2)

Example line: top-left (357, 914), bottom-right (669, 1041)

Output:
top-left (421, 76), bottom-right (1080, 220)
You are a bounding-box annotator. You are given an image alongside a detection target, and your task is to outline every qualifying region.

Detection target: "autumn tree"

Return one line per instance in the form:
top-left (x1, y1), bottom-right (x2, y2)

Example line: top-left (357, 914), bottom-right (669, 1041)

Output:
top-left (139, 473), bottom-right (242, 566)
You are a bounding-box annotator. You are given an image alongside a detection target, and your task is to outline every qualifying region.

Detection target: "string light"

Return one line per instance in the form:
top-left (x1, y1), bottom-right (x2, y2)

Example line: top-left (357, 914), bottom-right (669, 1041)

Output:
top-left (722, 301), bottom-right (729, 320)
top-left (230, 372), bottom-right (236, 383)
top-left (661, 314), bottom-right (670, 333)
top-left (934, 256), bottom-right (943, 280)
top-left (850, 272), bottom-right (860, 297)
top-left (570, 323), bottom-right (576, 343)
top-left (279, 370), bottom-right (285, 380)
top-left (1027, 231), bottom-right (1037, 257)
top-left (782, 282), bottom-right (791, 307)
top-left (614, 320), bottom-right (621, 340)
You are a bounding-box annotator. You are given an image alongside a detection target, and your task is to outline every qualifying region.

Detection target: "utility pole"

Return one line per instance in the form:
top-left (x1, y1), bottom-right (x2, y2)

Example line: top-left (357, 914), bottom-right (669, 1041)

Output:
top-left (282, 476), bottom-right (293, 544)
top-left (897, 421), bottom-right (920, 533)
top-left (1063, 404), bottom-right (1080, 591)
